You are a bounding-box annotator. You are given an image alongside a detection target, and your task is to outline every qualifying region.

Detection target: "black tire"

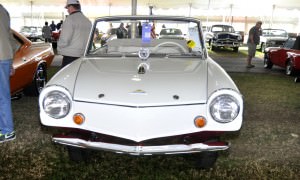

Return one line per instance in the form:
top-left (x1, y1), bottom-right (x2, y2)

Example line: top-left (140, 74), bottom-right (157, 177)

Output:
top-left (286, 60), bottom-right (295, 76)
top-left (187, 151), bottom-right (218, 169)
top-left (23, 64), bottom-right (47, 96)
top-left (263, 53), bottom-right (273, 69)
top-left (67, 146), bottom-right (90, 162)
top-left (211, 45), bottom-right (216, 51)
top-left (233, 47), bottom-right (239, 52)
top-left (208, 39), bottom-right (212, 47)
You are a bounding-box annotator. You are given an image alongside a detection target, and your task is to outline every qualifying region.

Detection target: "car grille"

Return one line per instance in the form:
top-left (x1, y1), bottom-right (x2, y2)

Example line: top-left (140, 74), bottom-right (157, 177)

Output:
top-left (218, 34), bottom-right (238, 40)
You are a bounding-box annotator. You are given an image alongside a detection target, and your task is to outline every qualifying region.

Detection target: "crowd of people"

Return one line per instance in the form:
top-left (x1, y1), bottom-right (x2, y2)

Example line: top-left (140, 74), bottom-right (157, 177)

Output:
top-left (42, 20), bottom-right (64, 43)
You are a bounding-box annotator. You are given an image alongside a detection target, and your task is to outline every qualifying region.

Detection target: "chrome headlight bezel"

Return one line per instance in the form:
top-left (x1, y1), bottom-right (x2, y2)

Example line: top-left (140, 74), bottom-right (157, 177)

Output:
top-left (40, 86), bottom-right (72, 119)
top-left (208, 89), bottom-right (243, 123)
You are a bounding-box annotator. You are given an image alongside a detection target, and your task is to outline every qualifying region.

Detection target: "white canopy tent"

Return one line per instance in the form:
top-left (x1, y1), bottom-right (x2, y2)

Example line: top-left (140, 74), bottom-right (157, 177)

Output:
top-left (2, 0), bottom-right (300, 33)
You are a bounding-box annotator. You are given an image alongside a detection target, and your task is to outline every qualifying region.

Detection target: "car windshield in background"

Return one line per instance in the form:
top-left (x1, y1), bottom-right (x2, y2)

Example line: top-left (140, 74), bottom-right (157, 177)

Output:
top-left (87, 17), bottom-right (204, 58)
top-left (262, 29), bottom-right (288, 37)
top-left (20, 26), bottom-right (41, 33)
top-left (211, 25), bottom-right (235, 33)
top-left (283, 38), bottom-right (296, 49)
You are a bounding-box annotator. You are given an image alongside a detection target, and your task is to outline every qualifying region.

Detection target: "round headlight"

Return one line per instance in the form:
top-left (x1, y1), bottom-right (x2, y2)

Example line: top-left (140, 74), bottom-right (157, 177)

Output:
top-left (43, 91), bottom-right (71, 119)
top-left (209, 94), bottom-right (240, 123)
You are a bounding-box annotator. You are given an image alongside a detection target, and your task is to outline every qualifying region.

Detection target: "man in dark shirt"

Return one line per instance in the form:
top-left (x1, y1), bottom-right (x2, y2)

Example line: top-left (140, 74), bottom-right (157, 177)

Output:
top-left (246, 21), bottom-right (262, 68)
top-left (50, 21), bottom-right (56, 31)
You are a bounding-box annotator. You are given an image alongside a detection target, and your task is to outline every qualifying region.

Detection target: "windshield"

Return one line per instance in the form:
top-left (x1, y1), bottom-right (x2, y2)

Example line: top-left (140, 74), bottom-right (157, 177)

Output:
top-left (211, 25), bottom-right (235, 33)
top-left (262, 29), bottom-right (288, 37)
top-left (20, 26), bottom-right (41, 33)
top-left (87, 16), bottom-right (205, 58)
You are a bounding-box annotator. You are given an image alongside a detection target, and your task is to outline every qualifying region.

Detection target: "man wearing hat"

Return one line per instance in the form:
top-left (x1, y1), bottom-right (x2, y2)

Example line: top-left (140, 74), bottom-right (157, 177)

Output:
top-left (58, 0), bottom-right (92, 68)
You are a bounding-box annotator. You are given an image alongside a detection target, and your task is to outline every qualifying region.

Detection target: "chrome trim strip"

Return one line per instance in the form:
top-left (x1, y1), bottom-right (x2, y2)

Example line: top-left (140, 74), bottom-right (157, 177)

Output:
top-left (53, 137), bottom-right (228, 155)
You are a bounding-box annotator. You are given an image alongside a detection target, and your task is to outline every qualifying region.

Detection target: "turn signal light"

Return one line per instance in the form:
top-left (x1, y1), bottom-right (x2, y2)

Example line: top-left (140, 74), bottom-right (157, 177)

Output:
top-left (73, 113), bottom-right (85, 125)
top-left (194, 116), bottom-right (206, 128)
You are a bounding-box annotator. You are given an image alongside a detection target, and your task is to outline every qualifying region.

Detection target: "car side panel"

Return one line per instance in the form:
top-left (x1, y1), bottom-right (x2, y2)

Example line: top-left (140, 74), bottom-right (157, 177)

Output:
top-left (10, 30), bottom-right (54, 95)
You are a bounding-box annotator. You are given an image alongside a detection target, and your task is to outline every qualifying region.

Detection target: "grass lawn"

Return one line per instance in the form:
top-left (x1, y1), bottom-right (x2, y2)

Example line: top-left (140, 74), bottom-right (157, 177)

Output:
top-left (1, 66), bottom-right (299, 179)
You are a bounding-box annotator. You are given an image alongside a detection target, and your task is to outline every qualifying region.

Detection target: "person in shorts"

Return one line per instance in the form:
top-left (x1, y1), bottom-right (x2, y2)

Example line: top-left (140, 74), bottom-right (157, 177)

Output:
top-left (246, 21), bottom-right (262, 68)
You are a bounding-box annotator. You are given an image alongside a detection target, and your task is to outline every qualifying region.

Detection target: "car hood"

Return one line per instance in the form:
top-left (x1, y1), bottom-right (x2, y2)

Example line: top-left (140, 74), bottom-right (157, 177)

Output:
top-left (73, 57), bottom-right (208, 106)
top-left (262, 36), bottom-right (288, 41)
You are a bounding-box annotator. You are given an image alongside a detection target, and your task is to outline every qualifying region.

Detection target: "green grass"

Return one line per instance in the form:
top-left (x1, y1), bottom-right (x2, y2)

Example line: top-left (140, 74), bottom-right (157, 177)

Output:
top-left (207, 45), bottom-right (264, 59)
top-left (1, 68), bottom-right (299, 179)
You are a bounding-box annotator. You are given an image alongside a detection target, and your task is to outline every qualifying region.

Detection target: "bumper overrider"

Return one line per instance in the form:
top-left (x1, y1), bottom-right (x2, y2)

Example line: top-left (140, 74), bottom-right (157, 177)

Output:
top-left (52, 130), bottom-right (228, 155)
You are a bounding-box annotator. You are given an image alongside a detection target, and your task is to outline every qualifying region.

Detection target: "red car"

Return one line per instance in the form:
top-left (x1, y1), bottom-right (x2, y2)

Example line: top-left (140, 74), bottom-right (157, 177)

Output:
top-left (264, 36), bottom-right (300, 75)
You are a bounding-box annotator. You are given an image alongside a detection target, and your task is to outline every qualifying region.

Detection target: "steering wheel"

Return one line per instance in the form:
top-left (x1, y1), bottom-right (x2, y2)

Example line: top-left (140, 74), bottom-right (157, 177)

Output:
top-left (152, 41), bottom-right (187, 54)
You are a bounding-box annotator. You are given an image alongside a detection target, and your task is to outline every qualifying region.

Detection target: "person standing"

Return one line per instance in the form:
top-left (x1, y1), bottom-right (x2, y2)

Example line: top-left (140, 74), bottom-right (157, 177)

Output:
top-left (0, 4), bottom-right (17, 143)
top-left (56, 20), bottom-right (63, 30)
top-left (58, 0), bottom-right (92, 68)
top-left (246, 21), bottom-right (262, 68)
top-left (50, 20), bottom-right (56, 31)
top-left (116, 23), bottom-right (128, 39)
top-left (42, 21), bottom-right (52, 43)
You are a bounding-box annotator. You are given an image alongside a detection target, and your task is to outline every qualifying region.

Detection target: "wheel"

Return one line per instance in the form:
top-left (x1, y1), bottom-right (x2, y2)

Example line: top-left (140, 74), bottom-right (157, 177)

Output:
top-left (211, 44), bottom-right (216, 51)
top-left (208, 39), bottom-right (212, 47)
top-left (233, 47), bottom-right (239, 52)
top-left (186, 151), bottom-right (218, 169)
top-left (24, 64), bottom-right (47, 96)
top-left (152, 41), bottom-right (187, 54)
top-left (286, 60), bottom-right (295, 76)
top-left (67, 146), bottom-right (90, 162)
top-left (263, 53), bottom-right (273, 69)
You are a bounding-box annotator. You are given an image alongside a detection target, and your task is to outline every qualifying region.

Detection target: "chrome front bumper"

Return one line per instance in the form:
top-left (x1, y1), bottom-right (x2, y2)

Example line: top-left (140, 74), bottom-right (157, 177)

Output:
top-left (53, 137), bottom-right (229, 155)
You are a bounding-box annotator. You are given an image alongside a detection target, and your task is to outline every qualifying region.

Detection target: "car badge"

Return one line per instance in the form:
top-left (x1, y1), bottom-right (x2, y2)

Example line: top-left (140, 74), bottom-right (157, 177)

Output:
top-left (138, 48), bottom-right (150, 61)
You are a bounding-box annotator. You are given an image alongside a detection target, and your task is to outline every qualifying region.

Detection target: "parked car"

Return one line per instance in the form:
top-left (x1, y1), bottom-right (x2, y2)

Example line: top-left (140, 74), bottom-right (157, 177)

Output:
top-left (158, 28), bottom-right (185, 39)
top-left (264, 36), bottom-right (300, 75)
top-left (259, 28), bottom-right (289, 52)
top-left (39, 16), bottom-right (244, 168)
top-left (10, 30), bottom-right (55, 97)
top-left (19, 26), bottom-right (44, 42)
top-left (205, 24), bottom-right (242, 52)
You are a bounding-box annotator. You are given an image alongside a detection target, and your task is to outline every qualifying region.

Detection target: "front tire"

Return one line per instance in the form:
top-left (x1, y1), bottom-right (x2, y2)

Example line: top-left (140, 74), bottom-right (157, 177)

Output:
top-left (286, 60), bottom-right (295, 76)
top-left (263, 53), bottom-right (273, 69)
top-left (67, 146), bottom-right (90, 162)
top-left (233, 47), bottom-right (239, 52)
top-left (24, 64), bottom-right (47, 96)
top-left (185, 151), bottom-right (218, 169)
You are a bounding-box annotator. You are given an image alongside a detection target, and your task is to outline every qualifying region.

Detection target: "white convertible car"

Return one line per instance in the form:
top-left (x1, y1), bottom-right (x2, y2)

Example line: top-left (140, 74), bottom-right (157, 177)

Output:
top-left (39, 16), bottom-right (243, 168)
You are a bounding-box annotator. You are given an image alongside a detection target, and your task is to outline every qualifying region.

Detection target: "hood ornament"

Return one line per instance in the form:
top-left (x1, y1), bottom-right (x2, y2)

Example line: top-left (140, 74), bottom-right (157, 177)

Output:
top-left (138, 48), bottom-right (150, 61)
top-left (137, 62), bottom-right (149, 74)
